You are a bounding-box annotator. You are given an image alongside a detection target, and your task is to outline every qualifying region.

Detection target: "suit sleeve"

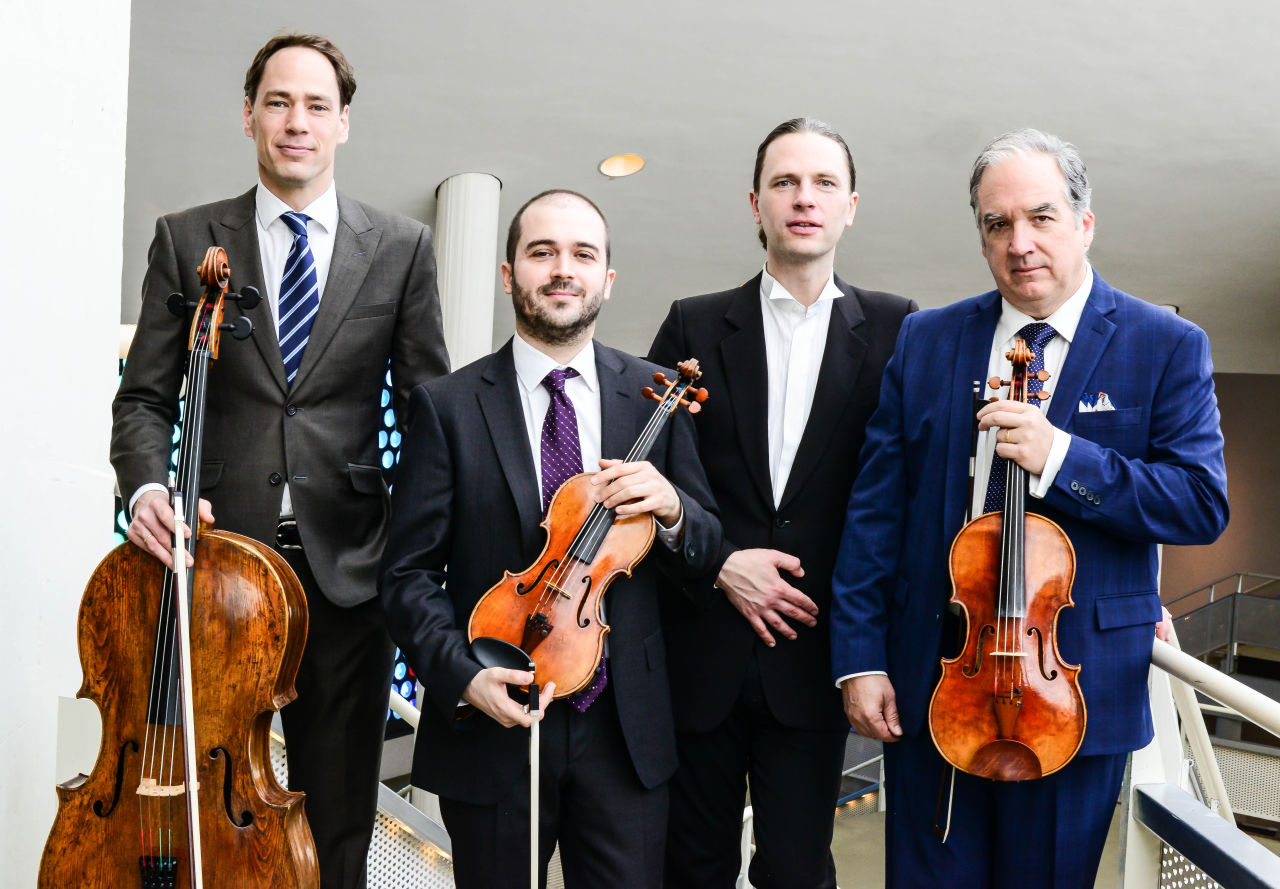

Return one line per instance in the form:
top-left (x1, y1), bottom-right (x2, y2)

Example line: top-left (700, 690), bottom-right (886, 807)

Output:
top-left (648, 299), bottom-right (739, 577)
top-left (828, 315), bottom-right (915, 680)
top-left (651, 401), bottom-right (722, 583)
top-left (379, 385), bottom-right (482, 722)
top-left (1045, 324), bottom-right (1228, 544)
top-left (389, 224), bottom-right (450, 433)
top-left (110, 215), bottom-right (191, 511)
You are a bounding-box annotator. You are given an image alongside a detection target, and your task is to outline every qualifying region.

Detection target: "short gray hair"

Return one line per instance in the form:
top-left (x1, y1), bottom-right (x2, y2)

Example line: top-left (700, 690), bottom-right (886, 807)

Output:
top-left (969, 128), bottom-right (1091, 228)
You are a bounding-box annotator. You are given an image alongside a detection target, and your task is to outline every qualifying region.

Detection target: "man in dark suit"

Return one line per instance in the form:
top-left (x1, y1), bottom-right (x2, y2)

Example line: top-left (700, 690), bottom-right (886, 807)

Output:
top-left (380, 189), bottom-right (720, 889)
top-left (648, 117), bottom-right (916, 889)
top-left (111, 34), bottom-right (449, 889)
top-left (830, 128), bottom-right (1228, 888)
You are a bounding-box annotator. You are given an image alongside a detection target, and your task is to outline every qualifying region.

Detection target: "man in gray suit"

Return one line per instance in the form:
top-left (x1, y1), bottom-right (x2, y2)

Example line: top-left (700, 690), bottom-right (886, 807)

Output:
top-left (111, 33), bottom-right (449, 889)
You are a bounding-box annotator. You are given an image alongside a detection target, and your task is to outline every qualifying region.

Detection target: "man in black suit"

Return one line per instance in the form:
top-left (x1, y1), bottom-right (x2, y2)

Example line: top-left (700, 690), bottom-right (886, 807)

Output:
top-left (381, 189), bottom-right (720, 889)
top-left (649, 117), bottom-right (916, 889)
top-left (111, 34), bottom-right (449, 889)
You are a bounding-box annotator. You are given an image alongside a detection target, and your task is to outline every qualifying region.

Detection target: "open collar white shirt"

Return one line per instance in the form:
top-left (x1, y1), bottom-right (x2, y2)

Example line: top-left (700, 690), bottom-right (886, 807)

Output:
top-left (759, 263), bottom-right (842, 507)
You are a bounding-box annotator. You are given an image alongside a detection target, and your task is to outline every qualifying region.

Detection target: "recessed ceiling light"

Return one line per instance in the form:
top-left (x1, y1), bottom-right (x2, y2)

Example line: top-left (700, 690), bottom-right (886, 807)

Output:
top-left (598, 154), bottom-right (645, 178)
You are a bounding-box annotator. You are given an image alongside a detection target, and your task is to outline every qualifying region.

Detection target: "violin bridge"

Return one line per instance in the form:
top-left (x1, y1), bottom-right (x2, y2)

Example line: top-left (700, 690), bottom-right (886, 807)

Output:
top-left (545, 583), bottom-right (570, 601)
top-left (990, 651), bottom-right (1027, 658)
top-left (136, 777), bottom-right (195, 796)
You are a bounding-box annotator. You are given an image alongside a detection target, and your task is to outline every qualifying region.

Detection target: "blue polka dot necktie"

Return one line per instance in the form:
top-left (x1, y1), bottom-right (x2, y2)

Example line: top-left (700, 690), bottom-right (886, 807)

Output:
top-left (278, 211), bottom-right (320, 387)
top-left (982, 322), bottom-right (1057, 514)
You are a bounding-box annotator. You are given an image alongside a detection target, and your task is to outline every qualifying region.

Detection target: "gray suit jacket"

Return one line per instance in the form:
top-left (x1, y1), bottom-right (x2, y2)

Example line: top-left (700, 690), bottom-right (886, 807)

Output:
top-left (112, 186), bottom-right (450, 605)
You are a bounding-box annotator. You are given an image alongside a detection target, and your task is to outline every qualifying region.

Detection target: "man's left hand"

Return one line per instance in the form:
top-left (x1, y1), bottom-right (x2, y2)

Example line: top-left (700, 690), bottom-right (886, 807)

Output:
top-left (592, 459), bottom-right (682, 526)
top-left (1156, 606), bottom-right (1174, 642)
top-left (977, 399), bottom-right (1056, 475)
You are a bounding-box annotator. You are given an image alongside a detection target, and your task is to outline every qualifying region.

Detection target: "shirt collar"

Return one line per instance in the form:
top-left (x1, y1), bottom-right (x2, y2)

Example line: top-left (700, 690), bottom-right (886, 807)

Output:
top-left (512, 333), bottom-right (599, 395)
top-left (254, 181), bottom-right (339, 235)
top-left (759, 263), bottom-right (843, 308)
top-left (996, 264), bottom-right (1093, 345)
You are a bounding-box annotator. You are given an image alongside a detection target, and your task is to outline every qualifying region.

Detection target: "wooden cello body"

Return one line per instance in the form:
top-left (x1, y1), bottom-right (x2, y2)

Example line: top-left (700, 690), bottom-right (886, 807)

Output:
top-left (39, 247), bottom-right (318, 888)
top-left (928, 338), bottom-right (1086, 781)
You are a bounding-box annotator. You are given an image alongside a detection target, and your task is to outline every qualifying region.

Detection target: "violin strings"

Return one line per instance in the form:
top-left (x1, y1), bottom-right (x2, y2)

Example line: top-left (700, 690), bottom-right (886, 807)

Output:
top-left (531, 385), bottom-right (685, 667)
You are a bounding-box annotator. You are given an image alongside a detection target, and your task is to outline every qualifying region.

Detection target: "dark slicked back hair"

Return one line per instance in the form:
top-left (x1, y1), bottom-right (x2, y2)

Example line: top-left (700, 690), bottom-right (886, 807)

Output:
top-left (244, 33), bottom-right (357, 109)
top-left (505, 189), bottom-right (612, 266)
top-left (752, 117), bottom-right (856, 248)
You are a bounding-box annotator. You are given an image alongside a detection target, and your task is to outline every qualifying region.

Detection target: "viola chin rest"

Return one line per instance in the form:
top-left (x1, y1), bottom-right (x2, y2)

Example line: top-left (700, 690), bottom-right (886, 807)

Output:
top-left (471, 636), bottom-right (534, 672)
top-left (967, 739), bottom-right (1044, 782)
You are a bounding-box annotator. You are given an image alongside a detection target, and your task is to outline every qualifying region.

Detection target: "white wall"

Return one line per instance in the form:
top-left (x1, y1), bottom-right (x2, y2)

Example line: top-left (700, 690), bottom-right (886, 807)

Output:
top-left (0, 1), bottom-right (131, 883)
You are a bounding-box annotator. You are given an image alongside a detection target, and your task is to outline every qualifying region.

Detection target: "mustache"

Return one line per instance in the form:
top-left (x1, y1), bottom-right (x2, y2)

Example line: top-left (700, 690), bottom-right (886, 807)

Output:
top-left (538, 277), bottom-right (586, 298)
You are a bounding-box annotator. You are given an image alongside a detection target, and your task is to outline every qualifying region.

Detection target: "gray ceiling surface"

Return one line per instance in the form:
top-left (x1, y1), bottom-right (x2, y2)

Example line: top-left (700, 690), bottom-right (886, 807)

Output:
top-left (123, 0), bottom-right (1280, 373)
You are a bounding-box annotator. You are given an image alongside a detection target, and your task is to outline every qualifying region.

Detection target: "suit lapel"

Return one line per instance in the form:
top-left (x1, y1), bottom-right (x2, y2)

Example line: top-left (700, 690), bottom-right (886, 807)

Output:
top-left (213, 189), bottom-right (283, 392)
top-left (778, 278), bottom-right (869, 509)
top-left (477, 342), bottom-right (542, 548)
top-left (292, 192), bottom-right (378, 391)
top-left (945, 293), bottom-right (1001, 529)
top-left (1045, 277), bottom-right (1117, 430)
top-left (719, 278), bottom-right (774, 509)
top-left (596, 345), bottom-right (635, 462)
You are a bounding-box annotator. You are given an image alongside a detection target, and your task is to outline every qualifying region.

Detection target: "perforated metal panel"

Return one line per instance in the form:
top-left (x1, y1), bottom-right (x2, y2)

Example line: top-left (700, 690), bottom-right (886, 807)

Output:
top-left (1159, 844), bottom-right (1220, 888)
top-left (1210, 742), bottom-right (1280, 822)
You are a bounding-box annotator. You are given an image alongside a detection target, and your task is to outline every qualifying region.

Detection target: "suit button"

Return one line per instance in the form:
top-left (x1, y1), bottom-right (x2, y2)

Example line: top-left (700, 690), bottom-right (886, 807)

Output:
top-left (269, 472), bottom-right (282, 486)
top-left (775, 517), bottom-right (791, 529)
top-left (1092, 494), bottom-right (1102, 505)
top-left (286, 404), bottom-right (298, 416)
top-left (1070, 481), bottom-right (1080, 492)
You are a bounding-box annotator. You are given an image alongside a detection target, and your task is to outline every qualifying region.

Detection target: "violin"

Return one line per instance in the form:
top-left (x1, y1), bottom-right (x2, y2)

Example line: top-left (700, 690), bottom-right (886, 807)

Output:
top-left (927, 337), bottom-right (1086, 781)
top-left (468, 358), bottom-right (708, 698)
top-left (39, 248), bottom-right (319, 888)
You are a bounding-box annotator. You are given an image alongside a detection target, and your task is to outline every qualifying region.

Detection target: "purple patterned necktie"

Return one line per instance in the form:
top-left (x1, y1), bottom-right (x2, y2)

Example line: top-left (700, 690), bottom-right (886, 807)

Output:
top-left (539, 367), bottom-right (583, 514)
top-left (982, 322), bottom-right (1057, 514)
top-left (538, 367), bottom-right (608, 711)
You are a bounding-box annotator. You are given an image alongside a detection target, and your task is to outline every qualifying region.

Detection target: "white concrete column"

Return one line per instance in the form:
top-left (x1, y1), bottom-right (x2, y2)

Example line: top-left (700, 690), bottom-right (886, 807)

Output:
top-left (0, 0), bottom-right (130, 883)
top-left (434, 172), bottom-right (502, 369)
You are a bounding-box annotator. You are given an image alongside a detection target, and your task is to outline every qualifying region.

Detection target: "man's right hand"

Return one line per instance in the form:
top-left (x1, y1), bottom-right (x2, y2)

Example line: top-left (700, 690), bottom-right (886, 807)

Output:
top-left (841, 674), bottom-right (903, 741)
top-left (716, 548), bottom-right (817, 646)
top-left (128, 489), bottom-right (215, 569)
top-left (462, 667), bottom-right (556, 728)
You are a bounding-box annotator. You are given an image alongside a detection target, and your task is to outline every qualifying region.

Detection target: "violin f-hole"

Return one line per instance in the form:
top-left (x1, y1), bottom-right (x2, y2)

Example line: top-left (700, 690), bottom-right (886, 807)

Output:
top-left (1027, 627), bottom-right (1058, 681)
top-left (575, 576), bottom-right (595, 629)
top-left (515, 559), bottom-right (559, 596)
top-left (962, 624), bottom-right (995, 677)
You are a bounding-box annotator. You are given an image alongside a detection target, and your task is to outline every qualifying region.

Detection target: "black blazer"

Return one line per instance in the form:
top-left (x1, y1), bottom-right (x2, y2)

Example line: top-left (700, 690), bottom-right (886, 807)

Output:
top-left (649, 274), bottom-right (916, 731)
top-left (380, 340), bottom-right (721, 804)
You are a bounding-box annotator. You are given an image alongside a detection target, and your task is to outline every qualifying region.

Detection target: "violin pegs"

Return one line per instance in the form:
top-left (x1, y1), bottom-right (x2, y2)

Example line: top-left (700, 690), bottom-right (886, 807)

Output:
top-left (641, 386), bottom-right (659, 402)
top-left (1036, 369), bottom-right (1051, 382)
top-left (692, 387), bottom-right (709, 403)
top-left (686, 402), bottom-right (702, 414)
top-left (988, 375), bottom-right (1005, 390)
top-left (652, 372), bottom-right (667, 386)
top-left (988, 396), bottom-right (1000, 403)
top-left (1035, 391), bottom-right (1052, 401)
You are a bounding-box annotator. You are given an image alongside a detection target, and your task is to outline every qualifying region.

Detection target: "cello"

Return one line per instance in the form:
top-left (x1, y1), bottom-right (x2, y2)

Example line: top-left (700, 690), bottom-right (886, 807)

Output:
top-left (39, 248), bottom-right (319, 888)
top-left (467, 358), bottom-right (708, 698)
top-left (927, 337), bottom-right (1086, 781)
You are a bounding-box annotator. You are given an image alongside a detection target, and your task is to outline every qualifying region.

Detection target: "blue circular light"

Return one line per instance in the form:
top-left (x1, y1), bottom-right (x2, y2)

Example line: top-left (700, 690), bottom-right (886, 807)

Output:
top-left (400, 681), bottom-right (413, 697)
top-left (394, 662), bottom-right (407, 680)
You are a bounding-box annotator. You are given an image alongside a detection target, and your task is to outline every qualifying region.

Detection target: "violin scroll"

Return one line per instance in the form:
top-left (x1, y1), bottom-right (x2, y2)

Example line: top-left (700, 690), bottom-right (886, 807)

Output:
top-left (642, 358), bottom-right (710, 414)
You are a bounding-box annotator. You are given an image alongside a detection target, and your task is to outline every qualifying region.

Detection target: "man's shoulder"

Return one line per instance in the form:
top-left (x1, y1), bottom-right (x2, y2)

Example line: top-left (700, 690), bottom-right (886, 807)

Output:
top-left (1094, 276), bottom-right (1201, 339)
top-left (337, 192), bottom-right (429, 238)
top-left (669, 279), bottom-right (758, 315)
top-left (160, 189), bottom-right (256, 229)
top-left (841, 281), bottom-right (917, 318)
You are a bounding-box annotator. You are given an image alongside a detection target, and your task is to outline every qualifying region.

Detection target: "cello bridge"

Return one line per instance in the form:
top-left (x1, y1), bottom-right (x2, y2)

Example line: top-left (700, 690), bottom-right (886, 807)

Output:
top-left (136, 777), bottom-right (195, 796)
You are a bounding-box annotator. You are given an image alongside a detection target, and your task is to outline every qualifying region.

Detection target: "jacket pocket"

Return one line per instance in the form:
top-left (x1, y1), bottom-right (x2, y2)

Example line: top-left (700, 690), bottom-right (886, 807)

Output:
top-left (1095, 590), bottom-right (1161, 630)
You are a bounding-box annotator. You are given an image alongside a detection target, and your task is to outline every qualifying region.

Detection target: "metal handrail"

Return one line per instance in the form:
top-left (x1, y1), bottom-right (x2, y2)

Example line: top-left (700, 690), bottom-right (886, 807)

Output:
top-left (1152, 637), bottom-right (1280, 739)
top-left (1166, 572), bottom-right (1280, 615)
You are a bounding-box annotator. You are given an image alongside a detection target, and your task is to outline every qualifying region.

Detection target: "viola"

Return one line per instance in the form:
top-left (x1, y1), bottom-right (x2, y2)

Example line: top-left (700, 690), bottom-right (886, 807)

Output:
top-left (468, 358), bottom-right (708, 698)
top-left (39, 248), bottom-right (318, 888)
top-left (927, 338), bottom-right (1086, 781)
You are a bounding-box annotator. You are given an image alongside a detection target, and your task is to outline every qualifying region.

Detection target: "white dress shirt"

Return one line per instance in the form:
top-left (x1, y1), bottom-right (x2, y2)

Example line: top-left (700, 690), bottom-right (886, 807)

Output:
top-left (759, 263), bottom-right (843, 507)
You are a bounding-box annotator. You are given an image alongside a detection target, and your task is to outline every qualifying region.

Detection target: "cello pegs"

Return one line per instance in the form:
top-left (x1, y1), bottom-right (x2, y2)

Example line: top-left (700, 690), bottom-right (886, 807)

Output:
top-left (166, 292), bottom-right (193, 317)
top-left (219, 316), bottom-right (254, 340)
top-left (230, 285), bottom-right (261, 310)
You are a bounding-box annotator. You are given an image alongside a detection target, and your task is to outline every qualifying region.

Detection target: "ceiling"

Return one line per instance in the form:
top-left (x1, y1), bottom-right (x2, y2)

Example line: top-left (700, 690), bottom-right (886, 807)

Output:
top-left (123, 0), bottom-right (1280, 373)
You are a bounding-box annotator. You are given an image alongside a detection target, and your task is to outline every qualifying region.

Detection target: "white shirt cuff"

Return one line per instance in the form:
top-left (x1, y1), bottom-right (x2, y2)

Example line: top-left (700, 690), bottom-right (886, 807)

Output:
top-left (1029, 429), bottom-right (1072, 499)
top-left (129, 482), bottom-right (169, 517)
top-left (834, 670), bottom-right (888, 689)
top-left (656, 506), bottom-right (685, 551)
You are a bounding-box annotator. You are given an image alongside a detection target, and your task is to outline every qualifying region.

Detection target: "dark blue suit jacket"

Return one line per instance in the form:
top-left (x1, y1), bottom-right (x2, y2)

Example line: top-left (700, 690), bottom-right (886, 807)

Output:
top-left (829, 274), bottom-right (1228, 755)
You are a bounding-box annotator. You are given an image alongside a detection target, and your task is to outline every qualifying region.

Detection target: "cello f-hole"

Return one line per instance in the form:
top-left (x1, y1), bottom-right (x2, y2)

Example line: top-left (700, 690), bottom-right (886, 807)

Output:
top-left (1027, 627), bottom-right (1058, 681)
top-left (92, 739), bottom-right (139, 817)
top-left (209, 747), bottom-right (254, 828)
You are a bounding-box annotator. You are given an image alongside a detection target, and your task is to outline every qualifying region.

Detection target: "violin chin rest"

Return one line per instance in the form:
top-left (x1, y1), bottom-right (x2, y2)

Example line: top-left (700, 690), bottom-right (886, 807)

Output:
top-left (967, 739), bottom-right (1043, 782)
top-left (471, 636), bottom-right (534, 672)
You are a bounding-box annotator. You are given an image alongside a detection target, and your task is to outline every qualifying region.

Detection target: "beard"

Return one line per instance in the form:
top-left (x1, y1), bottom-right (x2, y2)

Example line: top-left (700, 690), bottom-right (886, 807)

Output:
top-left (510, 274), bottom-right (605, 347)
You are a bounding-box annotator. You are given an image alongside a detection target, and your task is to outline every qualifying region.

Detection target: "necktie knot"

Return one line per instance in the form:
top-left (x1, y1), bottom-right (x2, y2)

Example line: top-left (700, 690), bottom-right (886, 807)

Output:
top-left (542, 367), bottom-right (580, 395)
top-left (282, 211), bottom-right (311, 240)
top-left (1018, 321), bottom-right (1057, 353)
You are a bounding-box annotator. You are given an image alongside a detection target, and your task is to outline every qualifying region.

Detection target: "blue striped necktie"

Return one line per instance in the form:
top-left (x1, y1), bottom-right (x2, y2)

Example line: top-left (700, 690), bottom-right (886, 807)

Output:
top-left (278, 211), bottom-right (320, 386)
top-left (983, 322), bottom-right (1057, 513)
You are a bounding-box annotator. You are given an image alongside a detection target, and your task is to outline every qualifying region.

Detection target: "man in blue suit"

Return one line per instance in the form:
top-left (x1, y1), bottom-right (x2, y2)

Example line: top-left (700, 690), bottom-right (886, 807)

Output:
top-left (829, 128), bottom-right (1228, 888)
